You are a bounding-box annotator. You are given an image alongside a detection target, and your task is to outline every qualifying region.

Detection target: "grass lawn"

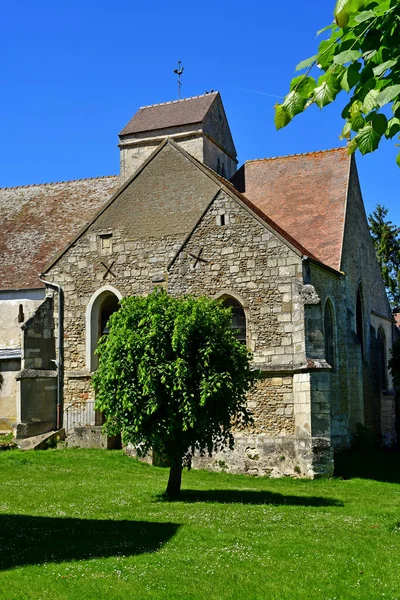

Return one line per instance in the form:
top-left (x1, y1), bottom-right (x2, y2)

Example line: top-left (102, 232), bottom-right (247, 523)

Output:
top-left (0, 448), bottom-right (399, 600)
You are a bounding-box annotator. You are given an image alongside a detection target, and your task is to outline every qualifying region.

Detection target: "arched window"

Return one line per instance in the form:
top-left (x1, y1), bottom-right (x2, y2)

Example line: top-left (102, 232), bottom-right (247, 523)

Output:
top-left (356, 285), bottom-right (364, 359)
top-left (86, 286), bottom-right (122, 372)
top-left (18, 304), bottom-right (24, 323)
top-left (222, 297), bottom-right (246, 344)
top-left (377, 327), bottom-right (387, 390)
top-left (324, 299), bottom-right (335, 368)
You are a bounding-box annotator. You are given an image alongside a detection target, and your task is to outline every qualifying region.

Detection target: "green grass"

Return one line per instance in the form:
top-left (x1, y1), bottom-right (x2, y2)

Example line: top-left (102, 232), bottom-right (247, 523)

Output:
top-left (0, 448), bottom-right (399, 600)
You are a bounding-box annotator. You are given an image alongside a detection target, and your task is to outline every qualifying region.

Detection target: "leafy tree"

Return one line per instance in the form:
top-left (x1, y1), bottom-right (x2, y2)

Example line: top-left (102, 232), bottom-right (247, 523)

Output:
top-left (92, 290), bottom-right (256, 497)
top-left (368, 204), bottom-right (400, 307)
top-left (275, 0), bottom-right (400, 165)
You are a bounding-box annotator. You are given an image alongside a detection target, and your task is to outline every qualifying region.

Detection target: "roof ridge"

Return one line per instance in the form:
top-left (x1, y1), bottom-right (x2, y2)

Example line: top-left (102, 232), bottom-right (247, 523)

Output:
top-left (0, 174), bottom-right (119, 191)
top-left (139, 92), bottom-right (218, 110)
top-left (245, 146), bottom-right (347, 164)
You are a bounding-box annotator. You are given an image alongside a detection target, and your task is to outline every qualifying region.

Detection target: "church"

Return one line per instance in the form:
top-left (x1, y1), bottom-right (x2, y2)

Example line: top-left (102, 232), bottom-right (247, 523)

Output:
top-left (0, 92), bottom-right (396, 476)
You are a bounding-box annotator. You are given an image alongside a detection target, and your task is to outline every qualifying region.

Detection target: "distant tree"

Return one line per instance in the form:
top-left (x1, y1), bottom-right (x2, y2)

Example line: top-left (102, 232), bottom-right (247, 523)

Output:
top-left (275, 0), bottom-right (400, 166)
top-left (389, 339), bottom-right (400, 387)
top-left (92, 290), bottom-right (256, 497)
top-left (368, 204), bottom-right (400, 308)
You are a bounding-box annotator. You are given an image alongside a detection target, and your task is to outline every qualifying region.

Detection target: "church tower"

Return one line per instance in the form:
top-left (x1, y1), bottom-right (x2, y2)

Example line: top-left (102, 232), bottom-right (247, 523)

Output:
top-left (118, 92), bottom-right (237, 181)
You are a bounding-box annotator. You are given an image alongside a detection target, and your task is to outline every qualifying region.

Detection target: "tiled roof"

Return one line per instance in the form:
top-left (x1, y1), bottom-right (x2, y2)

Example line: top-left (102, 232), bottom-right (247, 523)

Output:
top-left (119, 93), bottom-right (218, 136)
top-left (0, 176), bottom-right (119, 291)
top-left (232, 147), bottom-right (351, 271)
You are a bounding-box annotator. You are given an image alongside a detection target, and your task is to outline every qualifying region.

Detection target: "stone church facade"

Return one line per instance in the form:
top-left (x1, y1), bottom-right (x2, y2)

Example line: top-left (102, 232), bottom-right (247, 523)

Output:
top-left (0, 92), bottom-right (396, 476)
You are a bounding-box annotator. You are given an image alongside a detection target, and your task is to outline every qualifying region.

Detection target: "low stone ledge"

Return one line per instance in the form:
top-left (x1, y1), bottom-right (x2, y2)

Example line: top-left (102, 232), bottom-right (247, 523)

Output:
top-left (65, 370), bottom-right (91, 379)
top-left (16, 369), bottom-right (57, 380)
top-left (255, 360), bottom-right (331, 375)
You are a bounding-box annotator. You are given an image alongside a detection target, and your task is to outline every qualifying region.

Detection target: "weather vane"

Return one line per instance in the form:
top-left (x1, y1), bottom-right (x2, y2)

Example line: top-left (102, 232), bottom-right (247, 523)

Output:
top-left (174, 60), bottom-right (184, 99)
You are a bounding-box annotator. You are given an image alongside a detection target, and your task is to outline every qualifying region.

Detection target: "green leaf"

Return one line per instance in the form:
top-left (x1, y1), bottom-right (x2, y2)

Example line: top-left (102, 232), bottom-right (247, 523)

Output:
top-left (363, 49), bottom-right (378, 61)
top-left (386, 117), bottom-right (400, 139)
top-left (313, 80), bottom-right (337, 108)
top-left (350, 100), bottom-right (363, 119)
top-left (334, 50), bottom-right (362, 65)
top-left (372, 59), bottom-right (397, 77)
top-left (397, 153), bottom-right (400, 168)
top-left (355, 123), bottom-right (382, 155)
top-left (362, 89), bottom-right (380, 112)
top-left (347, 138), bottom-right (358, 154)
top-left (282, 90), bottom-right (307, 118)
top-left (295, 55), bottom-right (317, 71)
top-left (375, 85), bottom-right (400, 107)
top-left (340, 121), bottom-right (352, 139)
top-left (351, 114), bottom-right (365, 131)
top-left (274, 104), bottom-right (291, 130)
top-left (316, 23), bottom-right (335, 36)
top-left (369, 113), bottom-right (388, 136)
top-left (354, 10), bottom-right (376, 23)
top-left (340, 62), bottom-right (361, 91)
top-left (290, 75), bottom-right (317, 96)
top-left (317, 39), bottom-right (336, 70)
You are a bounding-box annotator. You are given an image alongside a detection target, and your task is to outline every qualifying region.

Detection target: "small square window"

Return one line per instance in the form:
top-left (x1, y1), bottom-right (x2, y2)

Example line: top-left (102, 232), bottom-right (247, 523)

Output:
top-left (99, 233), bottom-right (112, 254)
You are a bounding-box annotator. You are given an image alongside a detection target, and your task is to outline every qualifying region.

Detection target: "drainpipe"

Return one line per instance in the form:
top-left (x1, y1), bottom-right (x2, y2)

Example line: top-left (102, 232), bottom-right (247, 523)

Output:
top-left (39, 277), bottom-right (64, 430)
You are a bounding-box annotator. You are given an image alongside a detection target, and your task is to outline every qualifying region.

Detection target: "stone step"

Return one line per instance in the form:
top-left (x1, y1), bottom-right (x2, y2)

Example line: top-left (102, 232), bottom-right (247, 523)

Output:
top-left (16, 428), bottom-right (66, 451)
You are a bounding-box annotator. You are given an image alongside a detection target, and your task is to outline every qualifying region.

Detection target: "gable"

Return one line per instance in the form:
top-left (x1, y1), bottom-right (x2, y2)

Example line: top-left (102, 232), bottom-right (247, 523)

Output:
top-left (89, 143), bottom-right (220, 239)
top-left (341, 158), bottom-right (391, 318)
top-left (43, 141), bottom-right (222, 275)
top-left (202, 94), bottom-right (237, 161)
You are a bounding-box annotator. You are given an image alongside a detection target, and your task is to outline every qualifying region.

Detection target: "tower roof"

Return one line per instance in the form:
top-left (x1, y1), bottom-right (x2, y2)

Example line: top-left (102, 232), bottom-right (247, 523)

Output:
top-left (119, 93), bottom-right (219, 136)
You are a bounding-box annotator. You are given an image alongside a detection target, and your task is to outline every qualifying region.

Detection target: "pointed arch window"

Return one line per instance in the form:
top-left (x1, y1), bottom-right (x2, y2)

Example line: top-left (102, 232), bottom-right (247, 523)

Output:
top-left (324, 299), bottom-right (335, 368)
top-left (222, 297), bottom-right (246, 344)
top-left (86, 287), bottom-right (122, 372)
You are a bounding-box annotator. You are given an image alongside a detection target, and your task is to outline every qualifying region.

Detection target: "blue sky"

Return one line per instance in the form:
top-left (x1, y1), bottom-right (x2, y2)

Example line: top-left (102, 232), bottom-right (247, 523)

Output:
top-left (1, 0), bottom-right (398, 225)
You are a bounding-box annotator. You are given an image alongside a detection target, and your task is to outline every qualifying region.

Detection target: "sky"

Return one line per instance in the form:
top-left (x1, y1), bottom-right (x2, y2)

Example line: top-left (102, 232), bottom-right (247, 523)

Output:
top-left (1, 0), bottom-right (398, 225)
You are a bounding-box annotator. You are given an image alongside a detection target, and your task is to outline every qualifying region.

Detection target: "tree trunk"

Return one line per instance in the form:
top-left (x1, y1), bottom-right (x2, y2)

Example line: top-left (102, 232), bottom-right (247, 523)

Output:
top-left (166, 462), bottom-right (182, 497)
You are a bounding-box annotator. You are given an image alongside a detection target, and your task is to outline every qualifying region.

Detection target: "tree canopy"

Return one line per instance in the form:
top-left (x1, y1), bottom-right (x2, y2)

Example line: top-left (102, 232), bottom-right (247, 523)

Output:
top-left (92, 290), bottom-right (256, 496)
top-left (368, 204), bottom-right (400, 308)
top-left (275, 0), bottom-right (400, 165)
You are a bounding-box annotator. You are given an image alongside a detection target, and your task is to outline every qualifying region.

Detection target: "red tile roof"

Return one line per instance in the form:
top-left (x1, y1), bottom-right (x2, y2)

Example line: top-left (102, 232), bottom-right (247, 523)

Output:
top-left (233, 147), bottom-right (351, 271)
top-left (0, 176), bottom-right (119, 290)
top-left (119, 93), bottom-right (218, 136)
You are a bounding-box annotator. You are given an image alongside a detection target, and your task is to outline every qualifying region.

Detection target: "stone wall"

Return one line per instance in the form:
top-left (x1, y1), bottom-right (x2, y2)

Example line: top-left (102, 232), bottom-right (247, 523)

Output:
top-left (16, 371), bottom-right (57, 438)
top-left (119, 125), bottom-right (204, 181)
top-left (22, 297), bottom-right (55, 370)
top-left (15, 296), bottom-right (58, 438)
top-left (167, 190), bottom-right (332, 475)
top-left (0, 290), bottom-right (45, 349)
top-left (45, 142), bottom-right (223, 409)
top-left (0, 359), bottom-right (20, 430)
top-left (42, 144), bottom-right (367, 476)
top-left (168, 191), bottom-right (306, 369)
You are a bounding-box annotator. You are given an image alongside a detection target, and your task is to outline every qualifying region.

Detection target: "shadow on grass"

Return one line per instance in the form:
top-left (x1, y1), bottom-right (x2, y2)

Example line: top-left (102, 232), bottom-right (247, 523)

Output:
top-left (334, 449), bottom-right (400, 484)
top-left (157, 489), bottom-right (343, 507)
top-left (0, 514), bottom-right (180, 571)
